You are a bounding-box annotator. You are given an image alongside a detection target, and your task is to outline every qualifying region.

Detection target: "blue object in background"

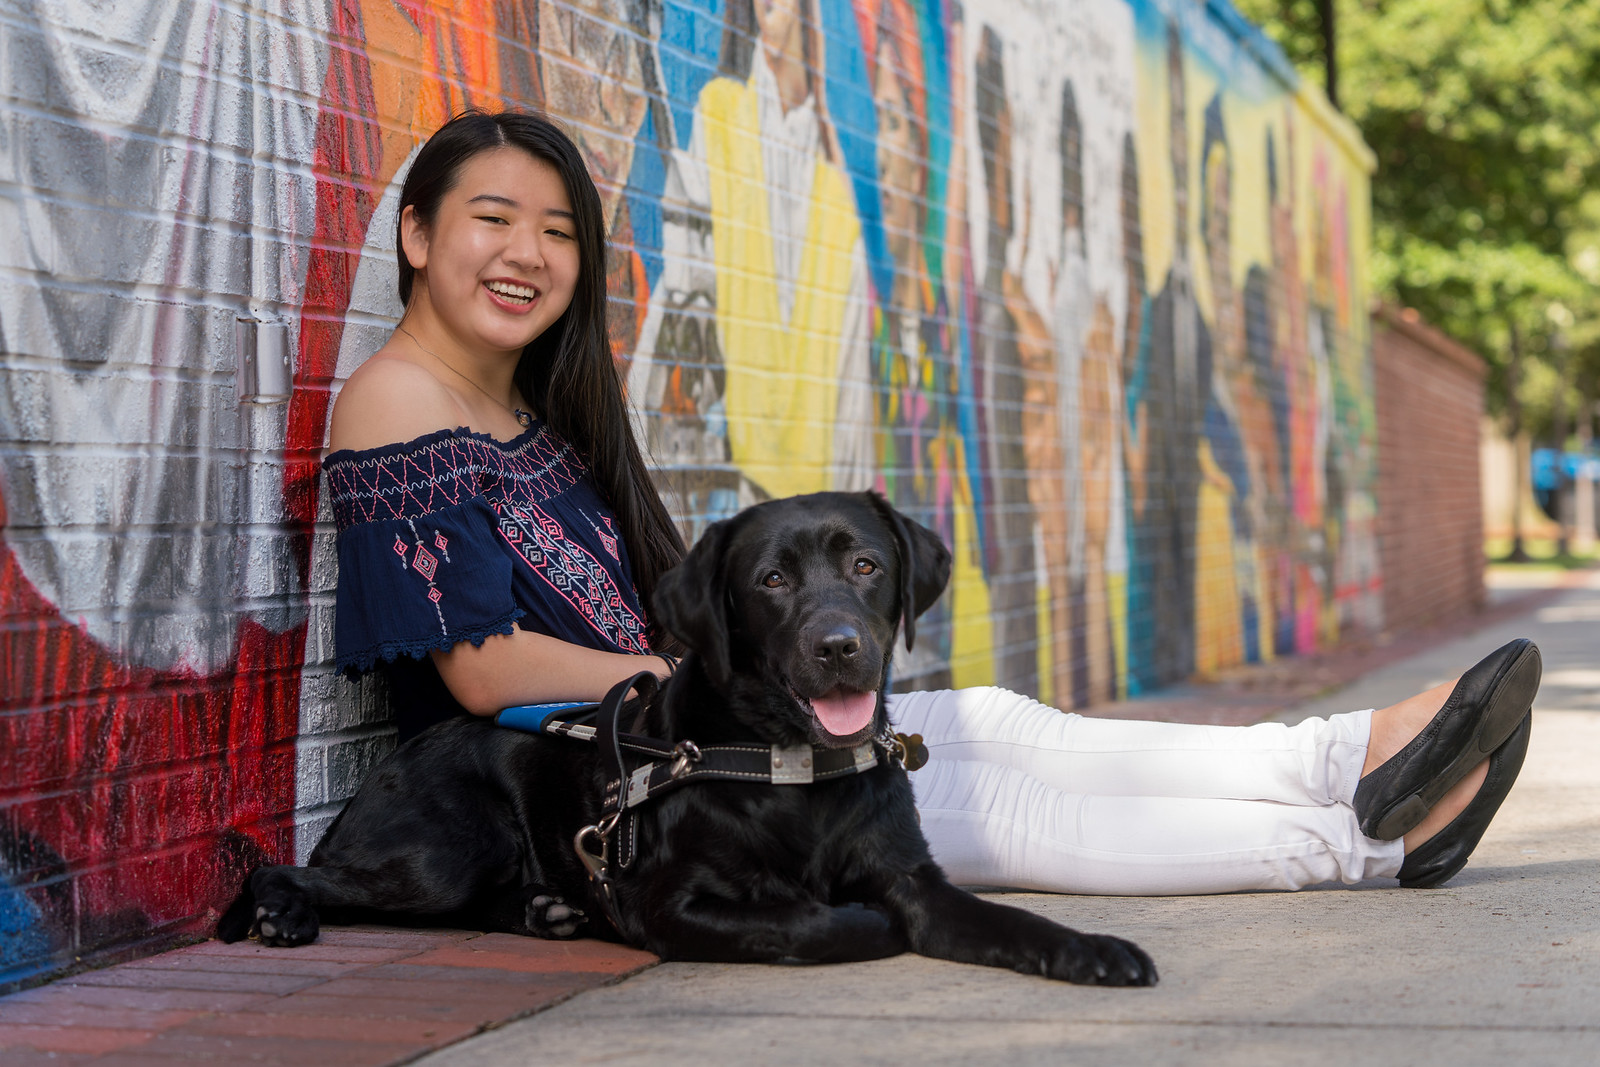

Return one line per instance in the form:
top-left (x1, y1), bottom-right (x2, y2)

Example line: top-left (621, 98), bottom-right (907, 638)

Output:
top-left (1531, 446), bottom-right (1600, 519)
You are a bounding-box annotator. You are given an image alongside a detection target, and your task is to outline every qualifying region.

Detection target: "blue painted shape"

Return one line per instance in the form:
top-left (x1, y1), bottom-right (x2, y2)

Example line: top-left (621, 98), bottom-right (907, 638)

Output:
top-left (627, 106), bottom-right (668, 289)
top-left (954, 270), bottom-right (988, 566)
top-left (818, 0), bottom-right (893, 301)
top-left (660, 0), bottom-right (724, 151)
top-left (638, 0), bottom-right (728, 293)
top-left (917, 0), bottom-right (952, 285)
top-left (1124, 0), bottom-right (1300, 91)
top-left (1205, 0), bottom-right (1301, 88)
top-left (0, 873), bottom-right (51, 981)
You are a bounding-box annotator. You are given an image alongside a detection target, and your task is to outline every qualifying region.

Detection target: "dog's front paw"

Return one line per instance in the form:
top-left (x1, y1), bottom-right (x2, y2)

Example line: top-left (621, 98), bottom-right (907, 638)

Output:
top-left (253, 900), bottom-right (319, 948)
top-left (527, 894), bottom-right (587, 939)
top-left (1036, 933), bottom-right (1157, 987)
top-left (245, 867), bottom-right (320, 947)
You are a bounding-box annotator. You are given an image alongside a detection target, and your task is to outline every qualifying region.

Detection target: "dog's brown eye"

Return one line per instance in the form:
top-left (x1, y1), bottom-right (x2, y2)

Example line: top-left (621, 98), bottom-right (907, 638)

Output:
top-left (854, 559), bottom-right (876, 575)
top-left (763, 571), bottom-right (786, 588)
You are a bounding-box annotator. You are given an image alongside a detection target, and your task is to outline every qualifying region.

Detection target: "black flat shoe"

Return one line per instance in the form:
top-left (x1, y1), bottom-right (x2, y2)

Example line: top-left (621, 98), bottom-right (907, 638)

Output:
top-left (1398, 712), bottom-right (1532, 888)
top-left (1354, 638), bottom-right (1541, 840)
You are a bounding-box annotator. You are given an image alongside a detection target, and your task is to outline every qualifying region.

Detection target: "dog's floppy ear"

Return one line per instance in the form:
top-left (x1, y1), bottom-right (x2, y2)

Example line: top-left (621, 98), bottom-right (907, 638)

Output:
top-left (865, 492), bottom-right (953, 651)
top-left (649, 517), bottom-right (733, 685)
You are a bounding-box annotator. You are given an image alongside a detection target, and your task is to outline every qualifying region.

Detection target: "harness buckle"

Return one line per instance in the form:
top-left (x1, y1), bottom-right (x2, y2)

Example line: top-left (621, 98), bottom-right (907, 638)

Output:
top-left (669, 739), bottom-right (703, 779)
top-left (574, 811), bottom-right (620, 884)
top-left (573, 817), bottom-right (629, 938)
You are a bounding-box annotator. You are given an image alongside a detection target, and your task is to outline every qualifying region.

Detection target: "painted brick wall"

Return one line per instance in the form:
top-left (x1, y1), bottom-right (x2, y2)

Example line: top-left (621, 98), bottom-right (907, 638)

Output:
top-left (1, 0), bottom-right (1379, 987)
top-left (1372, 306), bottom-right (1487, 634)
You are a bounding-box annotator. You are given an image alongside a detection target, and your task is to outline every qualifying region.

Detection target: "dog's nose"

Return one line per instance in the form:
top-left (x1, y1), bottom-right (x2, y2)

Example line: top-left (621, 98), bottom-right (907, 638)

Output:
top-left (814, 627), bottom-right (862, 663)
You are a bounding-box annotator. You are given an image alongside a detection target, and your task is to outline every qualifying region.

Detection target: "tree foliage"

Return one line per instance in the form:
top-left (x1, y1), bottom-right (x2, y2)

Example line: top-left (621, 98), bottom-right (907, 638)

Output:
top-left (1234, 0), bottom-right (1600, 441)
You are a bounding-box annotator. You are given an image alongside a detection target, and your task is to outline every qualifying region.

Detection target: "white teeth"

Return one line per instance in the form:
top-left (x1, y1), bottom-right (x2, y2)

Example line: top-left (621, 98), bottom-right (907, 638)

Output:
top-left (486, 281), bottom-right (535, 301)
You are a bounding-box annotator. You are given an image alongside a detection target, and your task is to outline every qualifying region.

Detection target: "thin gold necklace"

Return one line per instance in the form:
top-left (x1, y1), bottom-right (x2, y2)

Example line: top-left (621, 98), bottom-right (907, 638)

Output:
top-left (398, 325), bottom-right (533, 428)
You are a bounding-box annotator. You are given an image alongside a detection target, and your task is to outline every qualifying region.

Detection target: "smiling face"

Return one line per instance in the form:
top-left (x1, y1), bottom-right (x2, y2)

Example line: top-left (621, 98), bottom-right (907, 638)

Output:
top-left (401, 147), bottom-right (580, 358)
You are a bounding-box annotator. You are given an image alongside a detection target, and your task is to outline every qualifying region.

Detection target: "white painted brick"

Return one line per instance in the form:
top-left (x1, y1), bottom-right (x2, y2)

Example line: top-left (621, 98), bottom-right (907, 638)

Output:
top-left (294, 812), bottom-right (336, 863)
top-left (13, 114), bottom-right (119, 205)
top-left (304, 598), bottom-right (338, 666)
top-left (0, 368), bottom-right (56, 443)
top-left (238, 532), bottom-right (296, 600)
top-left (324, 731), bottom-right (396, 803)
top-left (0, 285), bottom-right (166, 387)
top-left (241, 399), bottom-right (292, 453)
top-left (298, 673), bottom-right (387, 736)
top-left (356, 679), bottom-right (394, 725)
top-left (0, 194), bottom-right (39, 271)
top-left (307, 526), bottom-right (339, 597)
top-left (296, 664), bottom-right (348, 715)
top-left (294, 740), bottom-right (327, 810)
top-left (3, 25), bottom-right (51, 108)
top-left (6, 453), bottom-right (120, 528)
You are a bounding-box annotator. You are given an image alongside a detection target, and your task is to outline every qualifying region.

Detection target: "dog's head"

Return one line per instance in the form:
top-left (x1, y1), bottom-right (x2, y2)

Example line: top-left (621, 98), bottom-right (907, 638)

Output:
top-left (652, 492), bottom-right (952, 747)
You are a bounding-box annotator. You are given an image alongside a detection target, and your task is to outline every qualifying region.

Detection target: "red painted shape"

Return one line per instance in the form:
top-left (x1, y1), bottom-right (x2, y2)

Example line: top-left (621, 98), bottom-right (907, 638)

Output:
top-left (0, 542), bottom-right (301, 952)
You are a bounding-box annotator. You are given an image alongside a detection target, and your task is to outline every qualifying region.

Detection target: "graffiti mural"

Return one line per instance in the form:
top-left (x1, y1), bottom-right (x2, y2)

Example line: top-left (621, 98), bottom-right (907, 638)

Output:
top-left (0, 0), bottom-right (1379, 985)
top-left (0, 0), bottom-right (322, 986)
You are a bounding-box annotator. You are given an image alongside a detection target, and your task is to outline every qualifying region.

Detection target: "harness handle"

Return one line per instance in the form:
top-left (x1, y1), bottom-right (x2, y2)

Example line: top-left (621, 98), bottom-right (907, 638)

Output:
top-left (574, 670), bottom-right (661, 942)
top-left (596, 671), bottom-right (661, 818)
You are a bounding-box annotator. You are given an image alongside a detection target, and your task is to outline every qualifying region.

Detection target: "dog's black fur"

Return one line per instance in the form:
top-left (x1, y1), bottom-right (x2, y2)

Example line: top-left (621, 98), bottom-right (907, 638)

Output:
top-left (218, 492), bottom-right (1155, 986)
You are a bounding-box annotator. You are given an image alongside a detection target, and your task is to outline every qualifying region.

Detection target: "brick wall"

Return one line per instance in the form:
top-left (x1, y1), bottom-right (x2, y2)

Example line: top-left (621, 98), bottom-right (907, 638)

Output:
top-left (1, 0), bottom-right (1380, 987)
top-left (1372, 305), bottom-right (1488, 633)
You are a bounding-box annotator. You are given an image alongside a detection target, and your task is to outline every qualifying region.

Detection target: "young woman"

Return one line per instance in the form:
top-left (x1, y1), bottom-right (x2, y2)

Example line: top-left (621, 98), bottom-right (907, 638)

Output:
top-left (325, 110), bottom-right (1537, 899)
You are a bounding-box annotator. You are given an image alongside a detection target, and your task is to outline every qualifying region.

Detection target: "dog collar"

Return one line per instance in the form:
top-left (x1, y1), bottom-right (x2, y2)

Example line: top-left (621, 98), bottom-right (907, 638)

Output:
top-left (496, 701), bottom-right (881, 796)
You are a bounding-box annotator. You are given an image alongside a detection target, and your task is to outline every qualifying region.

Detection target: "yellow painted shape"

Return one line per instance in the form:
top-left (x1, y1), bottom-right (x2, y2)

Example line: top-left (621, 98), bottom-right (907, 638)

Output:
top-left (1034, 562), bottom-right (1054, 708)
top-left (948, 444), bottom-right (995, 689)
top-left (1107, 569), bottom-right (1129, 700)
top-left (1253, 544), bottom-right (1275, 664)
top-left (1194, 439), bottom-right (1244, 676)
top-left (699, 76), bottom-right (861, 499)
top-left (1222, 96), bottom-right (1280, 284)
top-left (1133, 38), bottom-right (1175, 296)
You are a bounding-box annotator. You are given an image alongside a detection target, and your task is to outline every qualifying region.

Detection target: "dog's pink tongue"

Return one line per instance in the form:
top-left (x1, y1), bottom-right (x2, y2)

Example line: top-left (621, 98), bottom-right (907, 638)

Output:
top-left (812, 689), bottom-right (877, 737)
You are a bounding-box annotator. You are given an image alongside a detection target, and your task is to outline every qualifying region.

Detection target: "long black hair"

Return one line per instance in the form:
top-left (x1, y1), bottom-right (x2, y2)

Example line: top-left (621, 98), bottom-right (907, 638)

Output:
top-left (395, 110), bottom-right (686, 640)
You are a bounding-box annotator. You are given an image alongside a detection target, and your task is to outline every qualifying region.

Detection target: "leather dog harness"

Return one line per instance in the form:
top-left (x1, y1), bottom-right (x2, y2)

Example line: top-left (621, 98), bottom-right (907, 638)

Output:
top-left (494, 671), bottom-right (926, 941)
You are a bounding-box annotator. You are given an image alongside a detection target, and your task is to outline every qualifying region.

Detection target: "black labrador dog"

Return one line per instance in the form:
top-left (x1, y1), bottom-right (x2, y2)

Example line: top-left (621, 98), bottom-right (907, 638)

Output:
top-left (219, 492), bottom-right (1156, 986)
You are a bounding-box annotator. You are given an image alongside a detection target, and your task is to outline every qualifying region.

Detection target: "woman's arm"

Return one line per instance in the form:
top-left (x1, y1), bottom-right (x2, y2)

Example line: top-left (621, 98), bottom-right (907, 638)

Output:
top-left (432, 627), bottom-right (672, 715)
top-left (333, 348), bottom-right (671, 714)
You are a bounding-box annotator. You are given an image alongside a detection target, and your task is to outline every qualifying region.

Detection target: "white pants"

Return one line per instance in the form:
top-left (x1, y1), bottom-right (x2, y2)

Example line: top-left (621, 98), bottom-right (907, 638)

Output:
top-left (887, 687), bottom-right (1405, 895)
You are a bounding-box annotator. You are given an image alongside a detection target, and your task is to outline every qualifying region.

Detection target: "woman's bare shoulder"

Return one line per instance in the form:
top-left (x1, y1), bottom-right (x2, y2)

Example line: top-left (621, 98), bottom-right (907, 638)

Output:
top-left (329, 351), bottom-right (464, 454)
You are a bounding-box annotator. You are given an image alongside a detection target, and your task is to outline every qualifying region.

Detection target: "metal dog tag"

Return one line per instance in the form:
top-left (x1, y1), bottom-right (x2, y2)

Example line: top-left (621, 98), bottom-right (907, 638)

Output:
top-left (770, 744), bottom-right (815, 784)
top-left (894, 732), bottom-right (929, 772)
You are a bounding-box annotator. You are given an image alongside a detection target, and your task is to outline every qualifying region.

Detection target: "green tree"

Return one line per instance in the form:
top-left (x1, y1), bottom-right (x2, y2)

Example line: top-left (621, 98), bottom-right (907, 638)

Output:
top-left (1232, 1), bottom-right (1331, 90)
top-left (1235, 0), bottom-right (1600, 445)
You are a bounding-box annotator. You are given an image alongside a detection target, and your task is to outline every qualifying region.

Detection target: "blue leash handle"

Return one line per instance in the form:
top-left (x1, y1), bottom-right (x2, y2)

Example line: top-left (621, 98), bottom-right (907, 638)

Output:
top-left (495, 701), bottom-right (599, 734)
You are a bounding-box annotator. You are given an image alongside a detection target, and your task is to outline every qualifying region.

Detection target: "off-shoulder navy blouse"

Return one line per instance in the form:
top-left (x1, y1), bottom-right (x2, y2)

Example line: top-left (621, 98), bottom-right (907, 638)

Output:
top-left (324, 421), bottom-right (652, 739)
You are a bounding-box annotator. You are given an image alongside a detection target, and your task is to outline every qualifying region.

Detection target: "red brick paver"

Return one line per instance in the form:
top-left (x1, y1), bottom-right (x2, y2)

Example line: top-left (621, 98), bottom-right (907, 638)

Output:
top-left (0, 927), bottom-right (658, 1064)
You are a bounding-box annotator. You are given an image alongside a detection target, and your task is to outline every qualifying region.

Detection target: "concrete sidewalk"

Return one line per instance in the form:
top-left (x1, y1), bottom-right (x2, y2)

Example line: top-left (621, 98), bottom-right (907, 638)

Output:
top-left (3, 569), bottom-right (1595, 1064)
top-left (421, 568), bottom-right (1600, 1067)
